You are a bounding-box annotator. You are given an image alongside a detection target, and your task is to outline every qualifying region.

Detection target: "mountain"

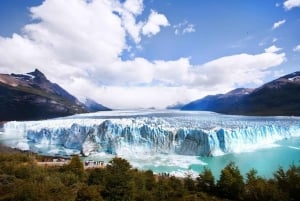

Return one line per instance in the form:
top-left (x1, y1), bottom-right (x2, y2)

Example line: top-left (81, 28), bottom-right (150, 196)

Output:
top-left (84, 98), bottom-right (111, 112)
top-left (166, 102), bottom-right (186, 110)
top-left (0, 69), bottom-right (88, 121)
top-left (181, 88), bottom-right (253, 113)
top-left (181, 71), bottom-right (300, 116)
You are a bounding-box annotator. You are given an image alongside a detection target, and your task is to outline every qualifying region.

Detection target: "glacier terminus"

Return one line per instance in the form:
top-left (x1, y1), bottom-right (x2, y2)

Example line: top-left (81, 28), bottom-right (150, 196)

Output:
top-left (1, 110), bottom-right (300, 177)
top-left (2, 110), bottom-right (300, 156)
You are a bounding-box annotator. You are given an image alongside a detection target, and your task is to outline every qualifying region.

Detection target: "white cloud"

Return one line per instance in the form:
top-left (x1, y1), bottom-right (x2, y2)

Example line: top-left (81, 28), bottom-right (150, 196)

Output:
top-left (193, 52), bottom-right (286, 88)
top-left (142, 10), bottom-right (169, 37)
top-left (112, 0), bottom-right (168, 43)
top-left (70, 51), bottom-right (286, 109)
top-left (123, 0), bottom-right (143, 15)
top-left (174, 20), bottom-right (196, 35)
top-left (264, 45), bottom-right (282, 53)
top-left (119, 11), bottom-right (144, 43)
top-left (283, 0), bottom-right (300, 10)
top-left (272, 19), bottom-right (286, 29)
top-left (293, 44), bottom-right (300, 52)
top-left (272, 38), bottom-right (278, 43)
top-left (183, 24), bottom-right (195, 34)
top-left (0, 0), bottom-right (287, 109)
top-left (117, 0), bottom-right (144, 43)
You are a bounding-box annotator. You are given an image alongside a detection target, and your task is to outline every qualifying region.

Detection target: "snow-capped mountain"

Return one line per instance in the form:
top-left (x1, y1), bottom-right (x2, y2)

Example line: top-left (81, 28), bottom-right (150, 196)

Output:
top-left (182, 71), bottom-right (300, 116)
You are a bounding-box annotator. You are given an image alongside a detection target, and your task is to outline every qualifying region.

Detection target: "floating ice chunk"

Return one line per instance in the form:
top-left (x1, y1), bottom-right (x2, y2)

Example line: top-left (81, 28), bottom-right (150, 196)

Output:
top-left (16, 142), bottom-right (30, 151)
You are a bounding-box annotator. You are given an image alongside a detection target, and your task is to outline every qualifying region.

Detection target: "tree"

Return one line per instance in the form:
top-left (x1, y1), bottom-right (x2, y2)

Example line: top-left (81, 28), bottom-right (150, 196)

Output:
top-left (244, 169), bottom-right (288, 201)
top-left (216, 162), bottom-right (244, 200)
top-left (183, 174), bottom-right (195, 193)
top-left (13, 182), bottom-right (40, 201)
top-left (144, 170), bottom-right (156, 191)
top-left (154, 179), bottom-right (171, 201)
top-left (67, 155), bottom-right (85, 180)
top-left (244, 169), bottom-right (266, 201)
top-left (196, 167), bottom-right (215, 193)
top-left (104, 157), bottom-right (134, 201)
top-left (76, 185), bottom-right (104, 201)
top-left (106, 157), bottom-right (132, 173)
top-left (167, 176), bottom-right (184, 200)
top-left (274, 164), bottom-right (300, 201)
top-left (88, 168), bottom-right (106, 186)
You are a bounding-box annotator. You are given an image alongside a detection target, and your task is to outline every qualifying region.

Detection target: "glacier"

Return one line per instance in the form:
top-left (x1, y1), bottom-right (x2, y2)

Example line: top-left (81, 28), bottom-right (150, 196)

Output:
top-left (2, 110), bottom-right (300, 157)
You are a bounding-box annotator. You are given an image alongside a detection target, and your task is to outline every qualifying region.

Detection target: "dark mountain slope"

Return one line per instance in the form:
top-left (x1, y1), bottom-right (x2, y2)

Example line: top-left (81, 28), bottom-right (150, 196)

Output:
top-left (181, 71), bottom-right (300, 116)
top-left (0, 69), bottom-right (87, 121)
top-left (181, 88), bottom-right (253, 113)
top-left (84, 98), bottom-right (111, 112)
top-left (236, 71), bottom-right (300, 115)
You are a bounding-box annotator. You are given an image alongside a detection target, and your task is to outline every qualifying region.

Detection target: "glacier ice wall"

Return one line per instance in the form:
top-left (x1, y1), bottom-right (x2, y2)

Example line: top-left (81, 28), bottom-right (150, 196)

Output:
top-left (3, 111), bottom-right (300, 156)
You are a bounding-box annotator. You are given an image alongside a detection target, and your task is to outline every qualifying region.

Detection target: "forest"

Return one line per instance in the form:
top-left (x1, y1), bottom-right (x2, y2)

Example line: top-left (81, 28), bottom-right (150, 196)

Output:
top-left (0, 151), bottom-right (299, 201)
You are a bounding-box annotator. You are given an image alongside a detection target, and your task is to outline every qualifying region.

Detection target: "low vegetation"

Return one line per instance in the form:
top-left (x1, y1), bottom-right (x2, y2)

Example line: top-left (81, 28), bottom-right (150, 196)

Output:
top-left (0, 151), bottom-right (299, 201)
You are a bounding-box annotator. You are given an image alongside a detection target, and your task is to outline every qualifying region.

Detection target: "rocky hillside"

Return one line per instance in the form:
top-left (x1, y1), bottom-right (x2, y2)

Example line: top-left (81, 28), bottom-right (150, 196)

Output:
top-left (0, 69), bottom-right (87, 121)
top-left (181, 71), bottom-right (300, 116)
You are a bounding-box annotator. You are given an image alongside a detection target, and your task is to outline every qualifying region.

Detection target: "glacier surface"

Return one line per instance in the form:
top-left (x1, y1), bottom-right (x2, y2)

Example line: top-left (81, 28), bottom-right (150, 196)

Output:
top-left (2, 110), bottom-right (300, 157)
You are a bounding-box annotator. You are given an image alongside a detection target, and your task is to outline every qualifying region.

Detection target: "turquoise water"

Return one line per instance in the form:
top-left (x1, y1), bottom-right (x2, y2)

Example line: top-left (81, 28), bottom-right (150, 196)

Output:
top-left (190, 137), bottom-right (300, 178)
top-left (131, 137), bottom-right (300, 179)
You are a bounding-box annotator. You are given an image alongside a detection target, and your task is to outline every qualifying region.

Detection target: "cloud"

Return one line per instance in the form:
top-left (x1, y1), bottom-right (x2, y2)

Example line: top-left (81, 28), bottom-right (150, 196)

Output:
top-left (142, 10), bottom-right (169, 37)
top-left (114, 0), bottom-right (168, 43)
top-left (283, 0), bottom-right (300, 10)
top-left (264, 45), bottom-right (282, 53)
top-left (174, 20), bottom-right (196, 35)
top-left (193, 52), bottom-right (286, 88)
top-left (275, 3), bottom-right (281, 7)
top-left (293, 44), bottom-right (300, 52)
top-left (183, 24), bottom-right (195, 34)
top-left (0, 0), bottom-right (287, 109)
top-left (123, 0), bottom-right (143, 15)
top-left (272, 19), bottom-right (286, 29)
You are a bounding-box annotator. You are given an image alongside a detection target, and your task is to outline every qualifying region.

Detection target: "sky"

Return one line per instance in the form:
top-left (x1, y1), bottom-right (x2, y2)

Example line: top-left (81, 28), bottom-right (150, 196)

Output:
top-left (0, 0), bottom-right (299, 109)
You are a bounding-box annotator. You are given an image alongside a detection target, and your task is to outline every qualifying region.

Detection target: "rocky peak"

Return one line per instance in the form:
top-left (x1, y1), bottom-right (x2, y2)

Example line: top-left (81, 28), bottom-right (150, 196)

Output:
top-left (28, 69), bottom-right (48, 83)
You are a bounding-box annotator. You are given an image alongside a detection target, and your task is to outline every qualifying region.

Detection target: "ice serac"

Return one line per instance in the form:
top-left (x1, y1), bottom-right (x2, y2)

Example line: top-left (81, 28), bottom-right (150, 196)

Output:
top-left (3, 111), bottom-right (300, 157)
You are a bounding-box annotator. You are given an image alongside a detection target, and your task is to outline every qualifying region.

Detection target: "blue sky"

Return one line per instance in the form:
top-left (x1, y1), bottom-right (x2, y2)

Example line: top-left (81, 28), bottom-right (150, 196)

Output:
top-left (0, 0), bottom-right (299, 108)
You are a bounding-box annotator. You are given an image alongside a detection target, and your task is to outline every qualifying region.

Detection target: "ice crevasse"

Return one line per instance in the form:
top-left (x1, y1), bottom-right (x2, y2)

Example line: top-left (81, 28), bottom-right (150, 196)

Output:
top-left (3, 113), bottom-right (300, 156)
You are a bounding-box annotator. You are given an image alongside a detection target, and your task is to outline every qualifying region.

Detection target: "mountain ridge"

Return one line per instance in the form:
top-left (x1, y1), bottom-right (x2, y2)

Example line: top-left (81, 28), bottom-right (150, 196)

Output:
top-left (181, 71), bottom-right (300, 116)
top-left (0, 69), bottom-right (110, 121)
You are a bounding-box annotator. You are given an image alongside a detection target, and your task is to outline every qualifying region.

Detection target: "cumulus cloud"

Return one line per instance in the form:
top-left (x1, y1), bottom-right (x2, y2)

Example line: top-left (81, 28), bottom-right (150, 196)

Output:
top-left (272, 19), bottom-right (286, 29)
top-left (142, 10), bottom-right (169, 37)
top-left (114, 0), bottom-right (168, 43)
top-left (123, 0), bottom-right (143, 15)
top-left (193, 52), bottom-right (286, 87)
top-left (174, 20), bottom-right (196, 35)
top-left (293, 44), bottom-right (300, 52)
top-left (283, 0), bottom-right (300, 10)
top-left (264, 45), bottom-right (282, 53)
top-left (0, 0), bottom-right (287, 109)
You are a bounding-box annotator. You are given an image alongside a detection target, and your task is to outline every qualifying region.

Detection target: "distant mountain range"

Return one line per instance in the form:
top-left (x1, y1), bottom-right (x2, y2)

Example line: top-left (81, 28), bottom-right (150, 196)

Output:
top-left (181, 71), bottom-right (300, 116)
top-left (84, 98), bottom-right (111, 112)
top-left (0, 69), bottom-right (110, 121)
